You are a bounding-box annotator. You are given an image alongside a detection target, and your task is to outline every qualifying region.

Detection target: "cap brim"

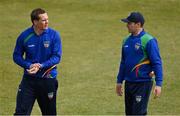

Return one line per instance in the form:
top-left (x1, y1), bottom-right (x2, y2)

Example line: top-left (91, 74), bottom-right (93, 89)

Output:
top-left (121, 18), bottom-right (130, 23)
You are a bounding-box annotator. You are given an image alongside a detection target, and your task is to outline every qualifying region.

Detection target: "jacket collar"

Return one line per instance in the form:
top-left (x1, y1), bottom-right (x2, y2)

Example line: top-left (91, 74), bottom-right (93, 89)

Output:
top-left (29, 26), bottom-right (49, 35)
top-left (130, 29), bottom-right (145, 38)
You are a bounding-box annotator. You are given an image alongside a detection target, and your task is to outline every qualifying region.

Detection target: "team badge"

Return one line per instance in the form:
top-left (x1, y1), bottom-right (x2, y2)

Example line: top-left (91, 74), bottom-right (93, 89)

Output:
top-left (135, 43), bottom-right (141, 50)
top-left (48, 92), bottom-right (54, 100)
top-left (44, 41), bottom-right (50, 48)
top-left (136, 95), bottom-right (142, 103)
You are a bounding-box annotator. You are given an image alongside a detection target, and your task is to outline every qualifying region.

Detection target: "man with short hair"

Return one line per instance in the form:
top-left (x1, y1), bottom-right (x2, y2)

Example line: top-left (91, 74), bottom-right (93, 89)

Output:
top-left (116, 12), bottom-right (163, 115)
top-left (13, 8), bottom-right (62, 115)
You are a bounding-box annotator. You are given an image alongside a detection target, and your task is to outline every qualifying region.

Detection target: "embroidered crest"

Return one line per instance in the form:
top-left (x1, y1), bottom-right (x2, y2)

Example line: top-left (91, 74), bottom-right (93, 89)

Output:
top-left (135, 43), bottom-right (141, 50)
top-left (44, 41), bottom-right (50, 48)
top-left (48, 92), bottom-right (54, 99)
top-left (136, 95), bottom-right (142, 103)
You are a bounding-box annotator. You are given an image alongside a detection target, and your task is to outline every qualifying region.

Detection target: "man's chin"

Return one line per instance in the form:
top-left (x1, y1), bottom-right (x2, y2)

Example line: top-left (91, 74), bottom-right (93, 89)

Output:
top-left (43, 27), bottom-right (48, 30)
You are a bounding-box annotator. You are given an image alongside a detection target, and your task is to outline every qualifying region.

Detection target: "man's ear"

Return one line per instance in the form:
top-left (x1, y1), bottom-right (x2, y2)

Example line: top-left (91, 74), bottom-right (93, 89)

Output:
top-left (136, 22), bottom-right (141, 27)
top-left (33, 20), bottom-right (38, 25)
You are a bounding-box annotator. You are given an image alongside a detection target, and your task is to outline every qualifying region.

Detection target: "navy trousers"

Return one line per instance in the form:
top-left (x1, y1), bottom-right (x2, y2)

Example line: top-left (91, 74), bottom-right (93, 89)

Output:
top-left (14, 75), bottom-right (58, 115)
top-left (125, 81), bottom-right (153, 115)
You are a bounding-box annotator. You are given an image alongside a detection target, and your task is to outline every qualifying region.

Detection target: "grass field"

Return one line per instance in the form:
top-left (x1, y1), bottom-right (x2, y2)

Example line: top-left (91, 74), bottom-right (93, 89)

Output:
top-left (0, 0), bottom-right (180, 115)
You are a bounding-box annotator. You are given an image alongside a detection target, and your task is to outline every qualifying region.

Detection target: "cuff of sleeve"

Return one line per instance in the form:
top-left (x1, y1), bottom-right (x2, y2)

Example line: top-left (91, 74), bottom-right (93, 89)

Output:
top-left (41, 63), bottom-right (45, 68)
top-left (26, 63), bottom-right (31, 69)
top-left (156, 81), bottom-right (162, 87)
top-left (117, 79), bottom-right (123, 84)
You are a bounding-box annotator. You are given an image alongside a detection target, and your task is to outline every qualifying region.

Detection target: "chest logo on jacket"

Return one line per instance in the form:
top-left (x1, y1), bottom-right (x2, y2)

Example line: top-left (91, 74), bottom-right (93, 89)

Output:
top-left (135, 43), bottom-right (141, 50)
top-left (28, 44), bottom-right (35, 48)
top-left (44, 41), bottom-right (50, 48)
top-left (124, 45), bottom-right (129, 48)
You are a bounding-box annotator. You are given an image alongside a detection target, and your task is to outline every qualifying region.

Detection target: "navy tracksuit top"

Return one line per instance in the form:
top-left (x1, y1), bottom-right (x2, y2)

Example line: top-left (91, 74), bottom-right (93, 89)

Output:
top-left (117, 30), bottom-right (163, 86)
top-left (13, 26), bottom-right (62, 78)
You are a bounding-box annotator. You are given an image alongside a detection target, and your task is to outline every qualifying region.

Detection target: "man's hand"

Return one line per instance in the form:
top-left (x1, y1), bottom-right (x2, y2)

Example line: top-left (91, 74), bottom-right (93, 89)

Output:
top-left (27, 63), bottom-right (41, 74)
top-left (116, 83), bottom-right (123, 96)
top-left (149, 71), bottom-right (155, 77)
top-left (154, 86), bottom-right (162, 99)
top-left (30, 63), bottom-right (42, 69)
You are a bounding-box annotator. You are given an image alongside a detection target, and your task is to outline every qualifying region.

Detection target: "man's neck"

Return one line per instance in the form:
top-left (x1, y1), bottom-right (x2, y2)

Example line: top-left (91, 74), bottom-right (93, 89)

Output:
top-left (33, 26), bottom-right (44, 35)
top-left (132, 28), bottom-right (143, 36)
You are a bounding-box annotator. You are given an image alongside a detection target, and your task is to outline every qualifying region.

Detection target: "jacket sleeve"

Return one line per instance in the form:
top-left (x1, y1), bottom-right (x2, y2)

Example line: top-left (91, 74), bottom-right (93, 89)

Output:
top-left (117, 45), bottom-right (125, 84)
top-left (13, 34), bottom-right (31, 69)
top-left (146, 38), bottom-right (163, 86)
top-left (41, 32), bottom-right (62, 68)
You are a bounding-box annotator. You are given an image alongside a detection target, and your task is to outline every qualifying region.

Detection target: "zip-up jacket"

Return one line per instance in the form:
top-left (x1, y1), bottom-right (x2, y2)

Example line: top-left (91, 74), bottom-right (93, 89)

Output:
top-left (13, 26), bottom-right (62, 78)
top-left (117, 30), bottom-right (163, 86)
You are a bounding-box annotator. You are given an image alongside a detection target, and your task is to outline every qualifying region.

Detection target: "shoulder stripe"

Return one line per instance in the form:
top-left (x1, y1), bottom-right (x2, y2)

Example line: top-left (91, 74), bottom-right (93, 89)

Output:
top-left (139, 33), bottom-right (154, 62)
top-left (141, 33), bottom-right (153, 48)
top-left (24, 33), bottom-right (35, 43)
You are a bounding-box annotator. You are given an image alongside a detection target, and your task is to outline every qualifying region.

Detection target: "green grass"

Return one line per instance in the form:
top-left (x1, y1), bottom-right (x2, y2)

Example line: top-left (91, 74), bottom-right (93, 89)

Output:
top-left (0, 0), bottom-right (180, 115)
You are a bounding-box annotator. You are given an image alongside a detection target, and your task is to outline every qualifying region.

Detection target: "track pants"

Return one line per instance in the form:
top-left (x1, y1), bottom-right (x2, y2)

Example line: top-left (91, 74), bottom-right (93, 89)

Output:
top-left (125, 81), bottom-right (153, 115)
top-left (14, 75), bottom-right (58, 115)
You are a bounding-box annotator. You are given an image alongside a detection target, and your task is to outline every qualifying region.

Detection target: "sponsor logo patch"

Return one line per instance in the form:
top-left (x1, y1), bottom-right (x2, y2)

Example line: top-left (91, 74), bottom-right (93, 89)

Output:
top-left (28, 44), bottom-right (35, 47)
top-left (124, 45), bottom-right (129, 48)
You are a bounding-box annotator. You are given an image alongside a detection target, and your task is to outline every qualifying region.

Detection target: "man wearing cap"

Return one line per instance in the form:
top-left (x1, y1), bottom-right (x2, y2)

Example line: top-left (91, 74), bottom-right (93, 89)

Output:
top-left (116, 12), bottom-right (163, 115)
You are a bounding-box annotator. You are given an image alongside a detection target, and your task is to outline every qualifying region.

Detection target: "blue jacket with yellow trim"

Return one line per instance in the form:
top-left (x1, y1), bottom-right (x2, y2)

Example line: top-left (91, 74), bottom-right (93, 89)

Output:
top-left (13, 26), bottom-right (62, 78)
top-left (117, 30), bottom-right (163, 86)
